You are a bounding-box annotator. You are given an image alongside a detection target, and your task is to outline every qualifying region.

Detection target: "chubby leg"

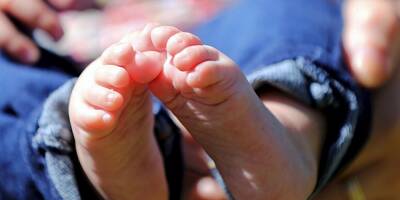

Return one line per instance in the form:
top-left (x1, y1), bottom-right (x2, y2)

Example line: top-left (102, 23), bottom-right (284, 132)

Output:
top-left (69, 41), bottom-right (167, 200)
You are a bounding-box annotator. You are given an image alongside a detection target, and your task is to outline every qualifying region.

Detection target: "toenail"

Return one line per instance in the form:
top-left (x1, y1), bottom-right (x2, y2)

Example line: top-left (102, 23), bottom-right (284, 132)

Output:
top-left (112, 71), bottom-right (122, 83)
top-left (187, 72), bottom-right (199, 84)
top-left (102, 113), bottom-right (112, 123)
top-left (107, 93), bottom-right (117, 103)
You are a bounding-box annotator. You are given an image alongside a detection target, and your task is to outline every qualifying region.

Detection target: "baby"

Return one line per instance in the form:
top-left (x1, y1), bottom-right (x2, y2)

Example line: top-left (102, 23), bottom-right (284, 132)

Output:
top-left (69, 24), bottom-right (320, 199)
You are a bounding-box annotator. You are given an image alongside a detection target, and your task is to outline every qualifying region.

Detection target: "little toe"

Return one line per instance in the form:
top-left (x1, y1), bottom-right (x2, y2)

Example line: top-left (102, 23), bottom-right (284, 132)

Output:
top-left (95, 65), bottom-right (131, 89)
top-left (166, 32), bottom-right (202, 56)
top-left (150, 26), bottom-right (181, 50)
top-left (101, 42), bottom-right (135, 67)
top-left (173, 45), bottom-right (219, 71)
top-left (83, 83), bottom-right (124, 112)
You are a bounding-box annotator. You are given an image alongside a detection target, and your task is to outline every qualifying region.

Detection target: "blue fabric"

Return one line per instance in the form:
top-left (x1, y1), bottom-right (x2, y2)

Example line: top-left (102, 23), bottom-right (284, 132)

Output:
top-left (0, 52), bottom-right (72, 199)
top-left (196, 0), bottom-right (345, 81)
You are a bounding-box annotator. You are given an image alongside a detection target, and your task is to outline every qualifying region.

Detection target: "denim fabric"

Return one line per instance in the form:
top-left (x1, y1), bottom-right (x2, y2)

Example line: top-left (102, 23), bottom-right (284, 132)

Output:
top-left (0, 52), bottom-right (73, 199)
top-left (195, 0), bottom-right (371, 197)
top-left (32, 79), bottom-right (80, 200)
top-left (31, 79), bottom-right (182, 200)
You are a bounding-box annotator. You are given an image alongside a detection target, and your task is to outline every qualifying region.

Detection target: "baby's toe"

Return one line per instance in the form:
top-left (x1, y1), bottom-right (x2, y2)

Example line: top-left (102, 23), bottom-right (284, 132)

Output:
top-left (166, 32), bottom-right (202, 56)
top-left (83, 83), bottom-right (124, 112)
top-left (95, 64), bottom-right (130, 89)
top-left (173, 45), bottom-right (219, 71)
top-left (129, 51), bottom-right (164, 84)
top-left (150, 26), bottom-right (181, 50)
top-left (101, 42), bottom-right (135, 67)
top-left (70, 98), bottom-right (116, 135)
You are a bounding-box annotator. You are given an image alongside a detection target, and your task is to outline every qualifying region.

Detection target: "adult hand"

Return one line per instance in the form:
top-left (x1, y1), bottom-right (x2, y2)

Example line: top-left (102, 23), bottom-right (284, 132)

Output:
top-left (0, 0), bottom-right (64, 63)
top-left (343, 0), bottom-right (400, 88)
top-left (0, 0), bottom-right (97, 64)
top-left (315, 55), bottom-right (400, 199)
top-left (313, 1), bottom-right (400, 199)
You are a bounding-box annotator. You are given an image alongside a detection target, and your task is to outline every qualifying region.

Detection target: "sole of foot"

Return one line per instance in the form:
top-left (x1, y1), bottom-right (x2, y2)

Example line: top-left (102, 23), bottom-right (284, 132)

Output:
top-left (69, 38), bottom-right (167, 200)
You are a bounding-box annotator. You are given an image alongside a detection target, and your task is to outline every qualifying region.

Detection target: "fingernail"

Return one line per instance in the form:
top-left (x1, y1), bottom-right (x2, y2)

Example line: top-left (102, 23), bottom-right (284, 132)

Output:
top-left (20, 48), bottom-right (39, 63)
top-left (352, 48), bottom-right (389, 87)
top-left (102, 113), bottom-right (112, 123)
top-left (346, 28), bottom-right (388, 53)
top-left (41, 14), bottom-right (64, 41)
top-left (106, 93), bottom-right (117, 103)
top-left (52, 25), bottom-right (64, 41)
top-left (353, 48), bottom-right (388, 71)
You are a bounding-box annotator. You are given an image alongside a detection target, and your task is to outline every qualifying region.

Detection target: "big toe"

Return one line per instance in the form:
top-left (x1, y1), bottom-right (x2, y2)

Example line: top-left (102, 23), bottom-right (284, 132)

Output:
top-left (129, 50), bottom-right (164, 84)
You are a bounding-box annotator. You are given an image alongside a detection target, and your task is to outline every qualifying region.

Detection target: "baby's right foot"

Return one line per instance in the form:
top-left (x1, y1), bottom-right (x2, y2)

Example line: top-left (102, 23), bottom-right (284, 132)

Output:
top-left (69, 41), bottom-right (167, 199)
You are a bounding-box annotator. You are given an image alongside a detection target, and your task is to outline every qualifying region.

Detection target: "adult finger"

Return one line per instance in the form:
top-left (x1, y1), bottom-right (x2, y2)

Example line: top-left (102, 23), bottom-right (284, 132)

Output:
top-left (343, 0), bottom-right (399, 88)
top-left (1, 0), bottom-right (63, 40)
top-left (315, 159), bottom-right (400, 199)
top-left (0, 12), bottom-right (39, 63)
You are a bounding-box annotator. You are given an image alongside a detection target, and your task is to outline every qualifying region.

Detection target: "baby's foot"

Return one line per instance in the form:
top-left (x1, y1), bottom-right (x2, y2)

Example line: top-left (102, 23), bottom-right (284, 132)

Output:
top-left (69, 41), bottom-right (167, 200)
top-left (144, 26), bottom-right (310, 199)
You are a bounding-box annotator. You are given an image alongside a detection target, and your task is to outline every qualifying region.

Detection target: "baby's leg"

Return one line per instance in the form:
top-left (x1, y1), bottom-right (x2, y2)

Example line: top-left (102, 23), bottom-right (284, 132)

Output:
top-left (69, 40), bottom-right (167, 199)
top-left (147, 26), bottom-right (313, 199)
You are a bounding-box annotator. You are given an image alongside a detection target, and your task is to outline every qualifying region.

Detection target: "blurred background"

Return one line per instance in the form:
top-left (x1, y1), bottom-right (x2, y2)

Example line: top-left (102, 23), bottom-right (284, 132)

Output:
top-left (35, 0), bottom-right (234, 64)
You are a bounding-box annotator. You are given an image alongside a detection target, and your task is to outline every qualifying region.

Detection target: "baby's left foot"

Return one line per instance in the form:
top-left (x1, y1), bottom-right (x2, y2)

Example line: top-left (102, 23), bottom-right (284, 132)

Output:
top-left (145, 26), bottom-right (309, 199)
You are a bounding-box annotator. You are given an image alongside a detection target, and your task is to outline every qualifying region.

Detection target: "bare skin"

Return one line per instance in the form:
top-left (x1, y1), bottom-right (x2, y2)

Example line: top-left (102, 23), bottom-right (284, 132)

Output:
top-left (0, 0), bottom-right (96, 64)
top-left (138, 25), bottom-right (321, 199)
top-left (343, 0), bottom-right (400, 88)
top-left (181, 90), bottom-right (325, 200)
top-left (0, 0), bottom-right (63, 63)
top-left (311, 0), bottom-right (400, 199)
top-left (69, 40), bottom-right (168, 199)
